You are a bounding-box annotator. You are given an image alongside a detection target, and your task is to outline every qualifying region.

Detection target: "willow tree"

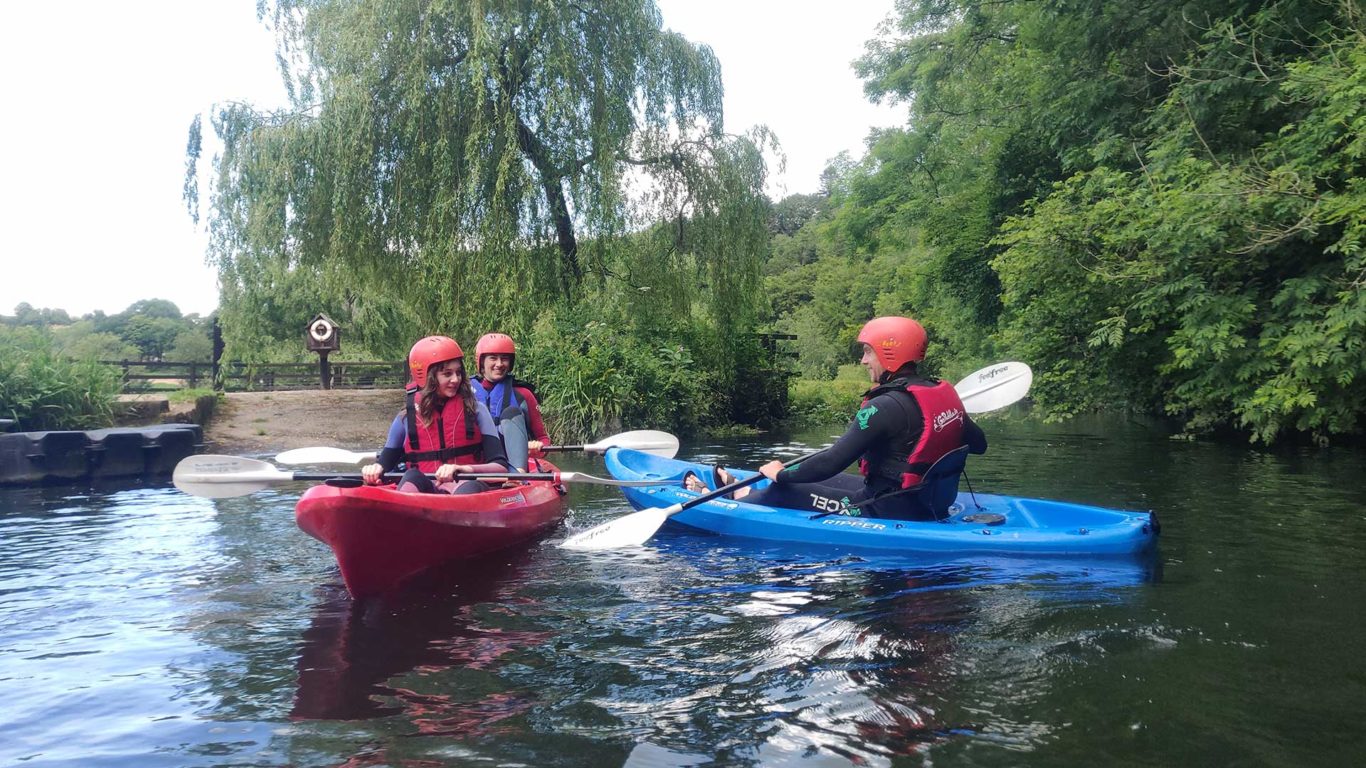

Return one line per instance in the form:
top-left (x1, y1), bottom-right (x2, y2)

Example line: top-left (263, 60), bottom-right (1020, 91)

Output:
top-left (189, 0), bottom-right (771, 359)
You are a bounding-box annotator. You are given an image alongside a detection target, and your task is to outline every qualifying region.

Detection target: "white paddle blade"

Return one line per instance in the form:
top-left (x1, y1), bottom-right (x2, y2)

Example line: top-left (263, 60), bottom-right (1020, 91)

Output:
top-left (172, 454), bottom-right (294, 498)
top-left (557, 473), bottom-right (677, 487)
top-left (175, 479), bottom-right (282, 499)
top-left (955, 362), bottom-right (1033, 414)
top-left (583, 430), bottom-right (679, 458)
top-left (559, 505), bottom-right (679, 550)
top-left (275, 446), bottom-right (375, 466)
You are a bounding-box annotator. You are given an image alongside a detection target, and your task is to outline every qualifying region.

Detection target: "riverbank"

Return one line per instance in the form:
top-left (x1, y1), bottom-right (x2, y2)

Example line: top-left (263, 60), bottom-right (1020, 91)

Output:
top-left (202, 389), bottom-right (405, 454)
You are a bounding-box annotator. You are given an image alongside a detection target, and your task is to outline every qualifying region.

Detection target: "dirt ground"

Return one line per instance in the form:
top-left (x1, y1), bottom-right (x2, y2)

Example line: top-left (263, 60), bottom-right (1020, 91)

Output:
top-left (203, 389), bottom-right (406, 455)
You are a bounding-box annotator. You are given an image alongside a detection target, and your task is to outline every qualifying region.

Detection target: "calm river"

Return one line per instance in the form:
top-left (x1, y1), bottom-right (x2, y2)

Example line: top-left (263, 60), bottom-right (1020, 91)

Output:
top-left (2, 416), bottom-right (1363, 766)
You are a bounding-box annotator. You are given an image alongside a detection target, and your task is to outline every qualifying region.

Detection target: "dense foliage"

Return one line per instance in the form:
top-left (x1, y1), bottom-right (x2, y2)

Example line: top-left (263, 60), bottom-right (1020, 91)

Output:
top-left (2, 299), bottom-right (214, 363)
top-left (188, 0), bottom-right (778, 437)
top-left (0, 326), bottom-right (121, 431)
top-left (763, 0), bottom-right (1365, 444)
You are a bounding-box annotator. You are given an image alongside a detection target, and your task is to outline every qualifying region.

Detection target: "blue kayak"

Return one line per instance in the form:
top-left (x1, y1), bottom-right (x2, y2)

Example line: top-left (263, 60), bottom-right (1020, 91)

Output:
top-left (603, 448), bottom-right (1158, 556)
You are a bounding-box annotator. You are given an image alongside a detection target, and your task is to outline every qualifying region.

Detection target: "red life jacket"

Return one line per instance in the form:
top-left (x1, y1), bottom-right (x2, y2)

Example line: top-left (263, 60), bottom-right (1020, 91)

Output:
top-left (859, 378), bottom-right (967, 489)
top-left (403, 388), bottom-right (483, 473)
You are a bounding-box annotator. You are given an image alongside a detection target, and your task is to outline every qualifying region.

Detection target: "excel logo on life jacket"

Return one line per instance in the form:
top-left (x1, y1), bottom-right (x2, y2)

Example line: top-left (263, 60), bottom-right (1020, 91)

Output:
top-left (933, 407), bottom-right (963, 432)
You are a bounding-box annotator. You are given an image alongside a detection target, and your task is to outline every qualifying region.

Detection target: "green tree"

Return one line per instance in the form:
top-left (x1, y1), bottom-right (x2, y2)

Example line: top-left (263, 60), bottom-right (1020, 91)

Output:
top-left (191, 0), bottom-right (772, 365)
top-left (769, 0), bottom-right (1363, 443)
top-left (122, 315), bottom-right (184, 361)
top-left (995, 7), bottom-right (1366, 443)
top-left (122, 299), bottom-right (183, 321)
top-left (7, 303), bottom-right (71, 327)
top-left (166, 329), bottom-right (214, 363)
top-left (55, 325), bottom-right (140, 361)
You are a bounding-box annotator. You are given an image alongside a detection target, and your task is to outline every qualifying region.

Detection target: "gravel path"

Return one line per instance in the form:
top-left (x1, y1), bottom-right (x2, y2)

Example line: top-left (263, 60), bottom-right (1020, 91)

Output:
top-left (203, 389), bottom-right (406, 455)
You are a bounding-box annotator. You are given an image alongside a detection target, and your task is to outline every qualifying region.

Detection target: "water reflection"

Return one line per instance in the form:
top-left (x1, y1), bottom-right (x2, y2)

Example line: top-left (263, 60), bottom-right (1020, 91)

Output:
top-left (571, 537), bottom-right (1159, 765)
top-left (3, 417), bottom-right (1361, 767)
top-left (291, 545), bottom-right (549, 735)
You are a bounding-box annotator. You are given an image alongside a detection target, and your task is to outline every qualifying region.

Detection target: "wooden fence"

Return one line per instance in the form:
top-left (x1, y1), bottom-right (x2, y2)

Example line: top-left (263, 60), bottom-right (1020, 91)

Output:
top-left (102, 360), bottom-right (406, 393)
top-left (101, 332), bottom-right (795, 393)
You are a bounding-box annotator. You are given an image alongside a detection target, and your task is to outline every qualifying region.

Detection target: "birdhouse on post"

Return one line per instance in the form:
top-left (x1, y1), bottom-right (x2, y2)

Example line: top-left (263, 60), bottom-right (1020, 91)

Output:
top-left (305, 313), bottom-right (341, 389)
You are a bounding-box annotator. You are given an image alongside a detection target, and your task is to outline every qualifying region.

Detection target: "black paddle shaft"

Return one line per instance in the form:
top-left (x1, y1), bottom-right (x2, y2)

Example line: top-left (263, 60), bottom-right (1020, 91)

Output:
top-left (291, 471), bottom-right (558, 483)
top-left (679, 451), bottom-right (825, 512)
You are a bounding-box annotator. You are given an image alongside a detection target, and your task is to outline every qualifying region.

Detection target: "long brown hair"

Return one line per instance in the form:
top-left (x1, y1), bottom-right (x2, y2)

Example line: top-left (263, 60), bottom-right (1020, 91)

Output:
top-left (417, 357), bottom-right (476, 426)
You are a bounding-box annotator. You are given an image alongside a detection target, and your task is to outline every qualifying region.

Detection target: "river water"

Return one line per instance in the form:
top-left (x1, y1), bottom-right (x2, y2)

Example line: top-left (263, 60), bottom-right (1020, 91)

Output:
top-left (2, 416), bottom-right (1363, 767)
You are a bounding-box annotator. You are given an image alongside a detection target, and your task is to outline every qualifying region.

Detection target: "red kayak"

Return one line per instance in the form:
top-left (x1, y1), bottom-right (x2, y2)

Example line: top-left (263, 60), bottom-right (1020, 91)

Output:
top-left (295, 464), bottom-right (566, 598)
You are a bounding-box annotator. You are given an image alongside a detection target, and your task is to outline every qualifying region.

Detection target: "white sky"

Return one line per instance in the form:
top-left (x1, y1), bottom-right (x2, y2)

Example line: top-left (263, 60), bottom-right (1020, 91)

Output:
top-left (0, 1), bottom-right (901, 320)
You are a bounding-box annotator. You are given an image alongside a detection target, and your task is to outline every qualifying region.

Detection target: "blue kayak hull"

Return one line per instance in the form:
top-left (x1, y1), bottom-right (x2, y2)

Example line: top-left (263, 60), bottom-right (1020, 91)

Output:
top-left (603, 448), bottom-right (1158, 556)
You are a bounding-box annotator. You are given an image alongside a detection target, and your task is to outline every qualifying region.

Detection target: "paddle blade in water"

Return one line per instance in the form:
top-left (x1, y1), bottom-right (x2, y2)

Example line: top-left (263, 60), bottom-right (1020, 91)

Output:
top-left (559, 506), bottom-right (676, 550)
top-left (955, 362), bottom-right (1033, 414)
top-left (172, 454), bottom-right (295, 498)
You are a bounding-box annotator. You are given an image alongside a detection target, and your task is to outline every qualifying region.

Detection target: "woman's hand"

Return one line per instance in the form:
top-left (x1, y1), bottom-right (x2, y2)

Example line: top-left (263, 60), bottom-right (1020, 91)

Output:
top-left (435, 463), bottom-right (473, 483)
top-left (758, 460), bottom-right (785, 481)
top-left (527, 440), bottom-right (543, 452)
top-left (361, 463), bottom-right (384, 485)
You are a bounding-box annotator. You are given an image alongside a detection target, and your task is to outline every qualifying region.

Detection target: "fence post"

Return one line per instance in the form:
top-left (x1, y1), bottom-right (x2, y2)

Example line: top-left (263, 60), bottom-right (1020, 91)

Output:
top-left (211, 319), bottom-right (224, 392)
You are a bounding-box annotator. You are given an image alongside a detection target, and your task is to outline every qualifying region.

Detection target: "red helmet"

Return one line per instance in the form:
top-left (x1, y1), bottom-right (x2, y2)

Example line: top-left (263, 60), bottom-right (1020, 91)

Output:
top-left (407, 335), bottom-right (463, 388)
top-left (475, 332), bottom-right (516, 371)
top-left (857, 316), bottom-right (927, 371)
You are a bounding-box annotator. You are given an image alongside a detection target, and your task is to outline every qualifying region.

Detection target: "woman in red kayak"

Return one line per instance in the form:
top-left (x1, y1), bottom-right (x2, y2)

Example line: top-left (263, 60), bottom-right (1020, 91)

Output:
top-left (361, 335), bottom-right (513, 493)
top-left (471, 332), bottom-right (551, 470)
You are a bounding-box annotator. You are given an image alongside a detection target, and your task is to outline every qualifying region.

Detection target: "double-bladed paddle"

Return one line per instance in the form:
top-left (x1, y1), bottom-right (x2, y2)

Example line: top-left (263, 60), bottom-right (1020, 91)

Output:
top-left (172, 454), bottom-right (669, 499)
top-left (954, 361), bottom-right (1032, 414)
top-left (273, 429), bottom-right (680, 466)
top-left (559, 361), bottom-right (1033, 550)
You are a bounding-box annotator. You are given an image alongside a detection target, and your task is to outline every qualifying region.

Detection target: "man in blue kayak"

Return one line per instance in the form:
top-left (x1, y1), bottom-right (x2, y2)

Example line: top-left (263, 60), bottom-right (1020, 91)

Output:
top-left (723, 316), bottom-right (987, 520)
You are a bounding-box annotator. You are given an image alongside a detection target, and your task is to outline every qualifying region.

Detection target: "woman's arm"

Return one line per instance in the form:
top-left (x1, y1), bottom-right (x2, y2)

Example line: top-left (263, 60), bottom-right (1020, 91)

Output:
top-left (362, 413), bottom-right (408, 483)
top-left (518, 387), bottom-right (552, 445)
top-left (474, 402), bottom-right (514, 471)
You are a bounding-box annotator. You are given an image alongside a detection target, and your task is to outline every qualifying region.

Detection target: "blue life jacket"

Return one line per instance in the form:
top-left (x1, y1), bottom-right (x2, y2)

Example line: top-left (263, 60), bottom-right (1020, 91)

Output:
top-left (473, 377), bottom-right (525, 424)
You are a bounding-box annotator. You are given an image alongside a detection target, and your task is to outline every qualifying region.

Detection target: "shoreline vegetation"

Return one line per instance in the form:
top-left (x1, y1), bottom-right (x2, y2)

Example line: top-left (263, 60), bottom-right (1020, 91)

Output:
top-left (6, 2), bottom-right (1363, 447)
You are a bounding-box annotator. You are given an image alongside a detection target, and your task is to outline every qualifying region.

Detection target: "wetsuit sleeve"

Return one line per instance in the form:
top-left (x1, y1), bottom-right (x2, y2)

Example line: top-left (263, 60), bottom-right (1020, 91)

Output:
top-left (518, 387), bottom-right (552, 444)
top-left (964, 414), bottom-right (987, 454)
top-left (473, 402), bottom-right (514, 471)
top-left (775, 393), bottom-right (907, 485)
top-left (376, 413), bottom-right (408, 472)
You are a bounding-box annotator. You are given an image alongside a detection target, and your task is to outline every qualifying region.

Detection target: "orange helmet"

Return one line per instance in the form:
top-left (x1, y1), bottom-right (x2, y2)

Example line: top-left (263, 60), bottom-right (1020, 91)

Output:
top-left (475, 332), bottom-right (516, 371)
top-left (407, 335), bottom-right (463, 388)
top-left (857, 316), bottom-right (927, 372)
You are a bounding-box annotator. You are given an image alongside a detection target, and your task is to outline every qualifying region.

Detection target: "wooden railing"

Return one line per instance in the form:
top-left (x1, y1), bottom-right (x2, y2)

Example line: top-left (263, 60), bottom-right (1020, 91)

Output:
top-left (101, 361), bottom-right (406, 393)
top-left (104, 360), bottom-right (212, 391)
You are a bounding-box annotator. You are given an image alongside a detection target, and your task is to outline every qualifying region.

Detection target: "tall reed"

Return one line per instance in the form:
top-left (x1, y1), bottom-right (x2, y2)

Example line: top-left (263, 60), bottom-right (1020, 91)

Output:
top-left (0, 327), bottom-right (121, 430)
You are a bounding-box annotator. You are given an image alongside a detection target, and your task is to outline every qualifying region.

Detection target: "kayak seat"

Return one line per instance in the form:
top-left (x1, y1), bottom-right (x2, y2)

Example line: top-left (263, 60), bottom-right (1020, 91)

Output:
top-left (904, 444), bottom-right (970, 521)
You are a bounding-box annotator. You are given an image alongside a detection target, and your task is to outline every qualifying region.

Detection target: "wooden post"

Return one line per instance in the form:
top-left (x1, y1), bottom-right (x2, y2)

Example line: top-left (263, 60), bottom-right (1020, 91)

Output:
top-left (305, 313), bottom-right (340, 390)
top-left (211, 319), bottom-right (224, 392)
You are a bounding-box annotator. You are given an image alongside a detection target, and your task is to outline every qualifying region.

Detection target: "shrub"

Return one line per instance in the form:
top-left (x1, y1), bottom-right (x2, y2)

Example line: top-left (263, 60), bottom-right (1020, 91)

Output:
top-left (0, 327), bottom-right (121, 430)
top-left (787, 367), bottom-right (868, 425)
top-left (518, 311), bottom-right (715, 441)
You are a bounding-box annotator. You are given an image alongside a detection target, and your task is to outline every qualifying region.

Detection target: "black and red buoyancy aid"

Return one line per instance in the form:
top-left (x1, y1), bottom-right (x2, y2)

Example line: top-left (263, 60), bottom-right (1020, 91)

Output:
top-left (403, 388), bottom-right (483, 473)
top-left (859, 378), bottom-right (967, 489)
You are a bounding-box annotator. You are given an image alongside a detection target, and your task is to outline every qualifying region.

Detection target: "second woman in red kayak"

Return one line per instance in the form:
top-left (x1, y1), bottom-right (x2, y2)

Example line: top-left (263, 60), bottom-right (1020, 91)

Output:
top-left (471, 332), bottom-right (551, 470)
top-left (360, 335), bottom-right (513, 493)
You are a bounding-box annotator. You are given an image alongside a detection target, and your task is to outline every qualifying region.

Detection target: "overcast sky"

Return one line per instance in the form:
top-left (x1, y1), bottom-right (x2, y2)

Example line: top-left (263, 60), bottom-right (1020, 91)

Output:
top-left (0, 1), bottom-right (900, 319)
